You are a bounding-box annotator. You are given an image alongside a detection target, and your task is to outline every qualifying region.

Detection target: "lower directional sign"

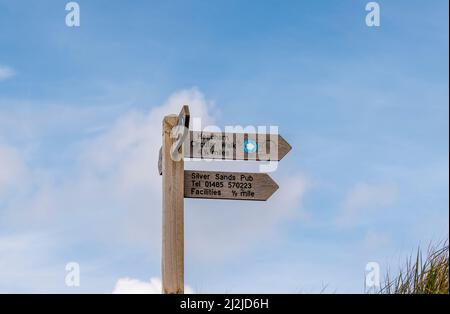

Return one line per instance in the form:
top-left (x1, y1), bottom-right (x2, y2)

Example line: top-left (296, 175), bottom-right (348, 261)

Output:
top-left (184, 170), bottom-right (279, 201)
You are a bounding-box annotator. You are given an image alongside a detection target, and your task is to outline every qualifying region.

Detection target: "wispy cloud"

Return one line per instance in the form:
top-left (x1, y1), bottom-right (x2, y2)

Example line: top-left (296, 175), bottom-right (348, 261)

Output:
top-left (0, 65), bottom-right (15, 81)
top-left (0, 233), bottom-right (63, 293)
top-left (0, 143), bottom-right (29, 198)
top-left (0, 88), bottom-right (307, 292)
top-left (337, 182), bottom-right (398, 227)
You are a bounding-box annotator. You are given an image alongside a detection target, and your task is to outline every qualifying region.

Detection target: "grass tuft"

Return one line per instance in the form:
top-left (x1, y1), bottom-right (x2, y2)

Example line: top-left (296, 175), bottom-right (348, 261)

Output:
top-left (379, 239), bottom-right (449, 294)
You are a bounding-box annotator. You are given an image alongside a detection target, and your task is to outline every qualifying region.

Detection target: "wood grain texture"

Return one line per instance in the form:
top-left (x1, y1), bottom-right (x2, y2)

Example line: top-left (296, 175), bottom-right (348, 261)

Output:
top-left (184, 170), bottom-right (279, 201)
top-left (184, 131), bottom-right (292, 161)
top-left (162, 115), bottom-right (184, 294)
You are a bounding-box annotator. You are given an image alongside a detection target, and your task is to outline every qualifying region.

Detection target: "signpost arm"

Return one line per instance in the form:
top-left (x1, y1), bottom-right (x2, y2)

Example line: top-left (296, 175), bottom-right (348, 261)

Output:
top-left (162, 114), bottom-right (184, 294)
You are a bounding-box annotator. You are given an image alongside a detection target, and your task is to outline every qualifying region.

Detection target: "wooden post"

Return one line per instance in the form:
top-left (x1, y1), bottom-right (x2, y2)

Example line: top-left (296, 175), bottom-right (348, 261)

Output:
top-left (162, 114), bottom-right (184, 294)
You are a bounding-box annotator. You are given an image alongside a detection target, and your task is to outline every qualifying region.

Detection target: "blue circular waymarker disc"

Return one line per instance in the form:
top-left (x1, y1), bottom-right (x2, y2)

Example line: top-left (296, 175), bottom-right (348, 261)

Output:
top-left (243, 139), bottom-right (258, 153)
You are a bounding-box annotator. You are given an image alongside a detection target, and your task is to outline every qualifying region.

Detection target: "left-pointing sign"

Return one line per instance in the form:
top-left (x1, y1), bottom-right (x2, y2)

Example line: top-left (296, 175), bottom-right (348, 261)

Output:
top-left (184, 170), bottom-right (279, 201)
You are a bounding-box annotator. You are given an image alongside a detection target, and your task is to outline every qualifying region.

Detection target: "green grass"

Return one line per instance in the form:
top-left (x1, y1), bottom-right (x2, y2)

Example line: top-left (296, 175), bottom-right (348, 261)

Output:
top-left (379, 239), bottom-right (449, 294)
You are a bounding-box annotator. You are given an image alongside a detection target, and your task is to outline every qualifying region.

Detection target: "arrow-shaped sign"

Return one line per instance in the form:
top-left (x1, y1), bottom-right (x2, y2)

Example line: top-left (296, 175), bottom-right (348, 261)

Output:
top-left (184, 131), bottom-right (291, 161)
top-left (184, 170), bottom-right (279, 201)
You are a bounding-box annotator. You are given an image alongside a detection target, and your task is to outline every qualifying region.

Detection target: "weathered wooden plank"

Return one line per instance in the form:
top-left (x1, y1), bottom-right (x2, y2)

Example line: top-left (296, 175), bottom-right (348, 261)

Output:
top-left (162, 115), bottom-right (184, 294)
top-left (184, 170), bottom-right (279, 201)
top-left (184, 131), bottom-right (291, 161)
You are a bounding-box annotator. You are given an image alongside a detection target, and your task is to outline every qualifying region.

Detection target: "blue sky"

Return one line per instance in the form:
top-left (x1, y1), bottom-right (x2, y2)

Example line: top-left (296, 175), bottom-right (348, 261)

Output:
top-left (0, 0), bottom-right (448, 293)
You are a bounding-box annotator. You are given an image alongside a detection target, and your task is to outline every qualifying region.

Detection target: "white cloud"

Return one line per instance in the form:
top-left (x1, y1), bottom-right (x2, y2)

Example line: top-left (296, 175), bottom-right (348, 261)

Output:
top-left (0, 144), bottom-right (28, 197)
top-left (0, 87), bottom-right (307, 292)
top-left (0, 65), bottom-right (15, 81)
top-left (337, 182), bottom-right (398, 227)
top-left (23, 87), bottom-right (306, 258)
top-left (112, 277), bottom-right (194, 294)
top-left (343, 182), bottom-right (397, 211)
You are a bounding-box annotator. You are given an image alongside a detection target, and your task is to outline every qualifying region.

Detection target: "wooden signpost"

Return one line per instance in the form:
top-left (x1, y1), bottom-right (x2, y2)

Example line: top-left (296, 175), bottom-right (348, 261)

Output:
top-left (159, 105), bottom-right (291, 294)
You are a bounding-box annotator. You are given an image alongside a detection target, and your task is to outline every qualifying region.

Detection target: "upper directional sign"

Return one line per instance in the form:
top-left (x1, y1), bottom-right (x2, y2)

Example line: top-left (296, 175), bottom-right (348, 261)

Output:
top-left (184, 131), bottom-right (291, 161)
top-left (184, 170), bottom-right (279, 201)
